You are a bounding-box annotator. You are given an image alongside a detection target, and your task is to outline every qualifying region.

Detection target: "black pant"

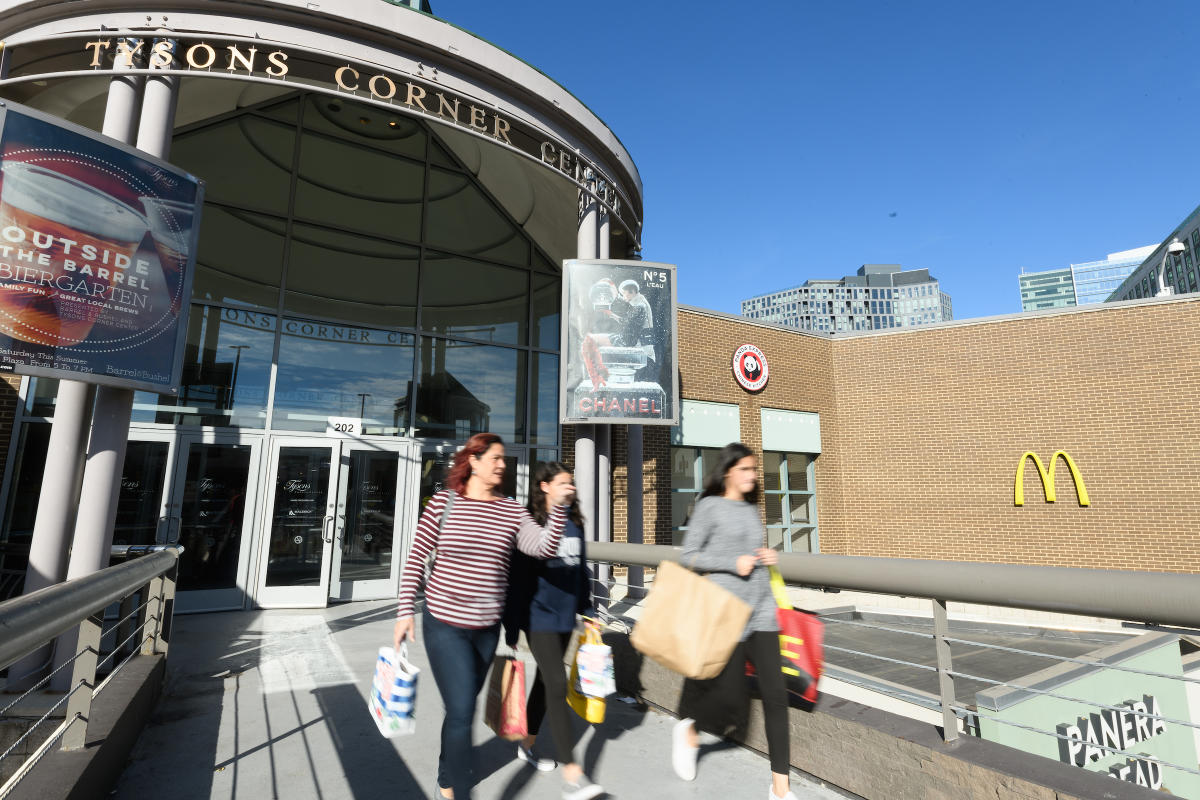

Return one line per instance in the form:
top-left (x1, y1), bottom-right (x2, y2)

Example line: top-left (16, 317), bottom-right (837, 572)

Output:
top-left (679, 630), bottom-right (791, 774)
top-left (525, 630), bottom-right (577, 765)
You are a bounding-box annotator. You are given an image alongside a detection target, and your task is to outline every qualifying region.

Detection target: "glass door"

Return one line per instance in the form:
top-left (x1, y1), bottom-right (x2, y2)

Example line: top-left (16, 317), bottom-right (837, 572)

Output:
top-left (113, 433), bottom-right (176, 549)
top-left (328, 440), bottom-right (421, 602)
top-left (254, 438), bottom-right (339, 607)
top-left (167, 434), bottom-right (262, 613)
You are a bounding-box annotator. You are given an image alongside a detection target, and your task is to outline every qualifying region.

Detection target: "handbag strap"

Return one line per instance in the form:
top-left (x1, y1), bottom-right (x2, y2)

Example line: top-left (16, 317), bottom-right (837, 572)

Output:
top-left (438, 490), bottom-right (456, 536)
top-left (767, 565), bottom-right (790, 610)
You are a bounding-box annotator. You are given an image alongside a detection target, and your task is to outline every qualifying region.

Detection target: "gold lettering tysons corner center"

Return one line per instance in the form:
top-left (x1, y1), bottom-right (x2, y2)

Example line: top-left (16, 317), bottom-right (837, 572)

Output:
top-left (1014, 450), bottom-right (1090, 507)
top-left (77, 39), bottom-right (623, 216)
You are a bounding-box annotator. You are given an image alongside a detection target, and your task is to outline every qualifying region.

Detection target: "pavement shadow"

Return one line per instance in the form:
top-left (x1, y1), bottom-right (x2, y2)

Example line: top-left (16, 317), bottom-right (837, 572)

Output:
top-left (312, 682), bottom-right (426, 799)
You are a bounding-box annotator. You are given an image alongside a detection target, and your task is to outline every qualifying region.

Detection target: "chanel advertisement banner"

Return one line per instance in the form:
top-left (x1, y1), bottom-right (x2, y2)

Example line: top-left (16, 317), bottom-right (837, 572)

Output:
top-left (0, 102), bottom-right (203, 392)
top-left (560, 259), bottom-right (678, 425)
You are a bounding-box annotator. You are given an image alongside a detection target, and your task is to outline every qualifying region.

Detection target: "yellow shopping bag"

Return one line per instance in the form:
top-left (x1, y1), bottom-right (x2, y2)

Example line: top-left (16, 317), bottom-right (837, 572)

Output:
top-left (566, 623), bottom-right (606, 724)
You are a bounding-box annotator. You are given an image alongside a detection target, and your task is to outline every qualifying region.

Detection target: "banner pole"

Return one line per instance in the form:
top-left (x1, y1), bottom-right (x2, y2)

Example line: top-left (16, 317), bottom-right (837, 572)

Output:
top-left (575, 172), bottom-right (599, 594)
top-left (595, 201), bottom-right (611, 594)
top-left (67, 41), bottom-right (175, 584)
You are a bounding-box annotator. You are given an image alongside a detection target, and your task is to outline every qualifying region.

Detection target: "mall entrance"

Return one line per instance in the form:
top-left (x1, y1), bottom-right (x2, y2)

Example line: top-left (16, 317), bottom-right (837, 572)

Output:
top-left (119, 428), bottom-right (425, 612)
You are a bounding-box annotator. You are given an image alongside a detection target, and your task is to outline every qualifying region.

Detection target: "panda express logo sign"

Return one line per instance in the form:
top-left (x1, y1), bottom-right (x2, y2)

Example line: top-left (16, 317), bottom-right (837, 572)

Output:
top-left (732, 344), bottom-right (768, 392)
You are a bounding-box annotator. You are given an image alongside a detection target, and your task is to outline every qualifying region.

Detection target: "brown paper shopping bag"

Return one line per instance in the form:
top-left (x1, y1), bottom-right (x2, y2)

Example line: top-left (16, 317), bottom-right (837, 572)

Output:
top-left (483, 655), bottom-right (528, 741)
top-left (629, 560), bottom-right (752, 680)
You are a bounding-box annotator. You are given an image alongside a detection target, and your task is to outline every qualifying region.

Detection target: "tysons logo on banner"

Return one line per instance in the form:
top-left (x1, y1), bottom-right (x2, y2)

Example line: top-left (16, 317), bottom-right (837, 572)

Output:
top-left (732, 344), bottom-right (768, 392)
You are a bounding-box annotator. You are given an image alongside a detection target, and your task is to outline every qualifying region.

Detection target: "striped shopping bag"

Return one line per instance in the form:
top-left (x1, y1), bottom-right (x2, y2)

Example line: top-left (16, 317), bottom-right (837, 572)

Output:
top-left (368, 645), bottom-right (420, 737)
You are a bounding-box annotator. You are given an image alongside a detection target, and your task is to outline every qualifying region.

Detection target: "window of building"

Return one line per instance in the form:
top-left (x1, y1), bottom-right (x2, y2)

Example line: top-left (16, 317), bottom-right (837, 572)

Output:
top-left (762, 451), bottom-right (818, 553)
top-left (670, 446), bottom-right (720, 546)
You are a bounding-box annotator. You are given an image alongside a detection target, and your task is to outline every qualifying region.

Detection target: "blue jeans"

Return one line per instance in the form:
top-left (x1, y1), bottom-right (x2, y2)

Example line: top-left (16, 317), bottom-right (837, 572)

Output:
top-left (422, 610), bottom-right (500, 798)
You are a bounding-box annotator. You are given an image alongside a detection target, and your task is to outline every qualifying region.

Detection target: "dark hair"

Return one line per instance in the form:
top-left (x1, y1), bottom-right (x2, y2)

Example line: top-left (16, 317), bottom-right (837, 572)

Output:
top-left (447, 433), bottom-right (503, 493)
top-left (699, 442), bottom-right (759, 504)
top-left (527, 461), bottom-right (585, 529)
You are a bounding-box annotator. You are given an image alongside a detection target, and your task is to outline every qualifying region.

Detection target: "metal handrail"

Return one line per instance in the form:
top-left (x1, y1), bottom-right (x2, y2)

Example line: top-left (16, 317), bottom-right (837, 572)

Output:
top-left (0, 547), bottom-right (180, 670)
top-left (588, 542), bottom-right (1200, 629)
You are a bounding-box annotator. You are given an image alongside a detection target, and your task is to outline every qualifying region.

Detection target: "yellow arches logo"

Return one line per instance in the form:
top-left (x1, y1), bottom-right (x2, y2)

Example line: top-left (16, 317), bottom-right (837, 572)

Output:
top-left (1014, 451), bottom-right (1090, 507)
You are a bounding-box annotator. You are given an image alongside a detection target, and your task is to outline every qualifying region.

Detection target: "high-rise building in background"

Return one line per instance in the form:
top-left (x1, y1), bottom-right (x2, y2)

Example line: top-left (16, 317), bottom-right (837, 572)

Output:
top-left (1109, 206), bottom-right (1200, 301)
top-left (741, 264), bottom-right (953, 333)
top-left (1018, 246), bottom-right (1154, 311)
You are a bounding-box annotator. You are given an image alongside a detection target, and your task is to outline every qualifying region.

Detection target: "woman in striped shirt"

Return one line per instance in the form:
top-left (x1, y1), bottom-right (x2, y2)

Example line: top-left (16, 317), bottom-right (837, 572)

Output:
top-left (394, 433), bottom-right (573, 800)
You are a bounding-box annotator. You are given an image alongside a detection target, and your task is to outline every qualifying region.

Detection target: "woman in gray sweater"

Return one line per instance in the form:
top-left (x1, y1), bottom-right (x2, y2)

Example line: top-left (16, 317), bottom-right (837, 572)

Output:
top-left (672, 442), bottom-right (798, 800)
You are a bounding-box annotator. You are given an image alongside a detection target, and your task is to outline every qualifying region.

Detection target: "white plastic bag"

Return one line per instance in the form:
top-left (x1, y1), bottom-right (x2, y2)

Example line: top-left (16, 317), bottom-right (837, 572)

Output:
top-left (368, 644), bottom-right (419, 737)
top-left (574, 641), bottom-right (616, 699)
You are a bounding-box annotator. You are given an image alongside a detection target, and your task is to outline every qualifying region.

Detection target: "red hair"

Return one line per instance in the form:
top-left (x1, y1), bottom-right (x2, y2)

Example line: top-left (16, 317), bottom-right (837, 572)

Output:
top-left (446, 433), bottom-right (504, 493)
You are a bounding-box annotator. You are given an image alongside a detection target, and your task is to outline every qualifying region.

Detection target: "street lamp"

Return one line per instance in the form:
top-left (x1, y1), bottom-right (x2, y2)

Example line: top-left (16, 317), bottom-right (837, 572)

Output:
top-left (1157, 239), bottom-right (1186, 297)
top-left (357, 392), bottom-right (371, 419)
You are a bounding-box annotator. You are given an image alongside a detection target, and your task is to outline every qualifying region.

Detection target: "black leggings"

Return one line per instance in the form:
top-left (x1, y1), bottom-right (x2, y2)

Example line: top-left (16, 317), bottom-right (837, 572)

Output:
top-left (525, 630), bottom-right (577, 765)
top-left (679, 630), bottom-right (791, 774)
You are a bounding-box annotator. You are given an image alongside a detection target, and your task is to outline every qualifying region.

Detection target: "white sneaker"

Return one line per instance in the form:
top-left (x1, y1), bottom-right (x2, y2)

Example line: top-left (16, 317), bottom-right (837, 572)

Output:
top-left (562, 775), bottom-right (604, 800)
top-left (671, 718), bottom-right (698, 781)
top-left (517, 745), bottom-right (557, 772)
top-left (769, 788), bottom-right (799, 800)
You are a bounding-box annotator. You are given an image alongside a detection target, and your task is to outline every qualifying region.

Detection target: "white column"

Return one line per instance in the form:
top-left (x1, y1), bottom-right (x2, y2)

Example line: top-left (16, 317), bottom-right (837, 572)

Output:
top-left (625, 423), bottom-right (643, 596)
top-left (575, 174), bottom-right (599, 597)
top-left (594, 191), bottom-right (612, 592)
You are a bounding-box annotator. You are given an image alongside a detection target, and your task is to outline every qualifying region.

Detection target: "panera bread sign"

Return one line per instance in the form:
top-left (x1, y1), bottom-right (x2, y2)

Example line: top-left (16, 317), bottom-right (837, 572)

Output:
top-left (69, 38), bottom-right (626, 219)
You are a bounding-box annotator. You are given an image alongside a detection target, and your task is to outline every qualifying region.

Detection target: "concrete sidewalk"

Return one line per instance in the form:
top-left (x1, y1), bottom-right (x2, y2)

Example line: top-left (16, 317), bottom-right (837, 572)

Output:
top-left (112, 600), bottom-right (853, 800)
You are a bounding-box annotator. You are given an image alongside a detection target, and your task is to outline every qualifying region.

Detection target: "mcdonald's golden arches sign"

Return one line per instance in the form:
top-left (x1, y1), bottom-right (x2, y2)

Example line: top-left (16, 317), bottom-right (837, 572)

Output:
top-left (1014, 451), bottom-right (1090, 507)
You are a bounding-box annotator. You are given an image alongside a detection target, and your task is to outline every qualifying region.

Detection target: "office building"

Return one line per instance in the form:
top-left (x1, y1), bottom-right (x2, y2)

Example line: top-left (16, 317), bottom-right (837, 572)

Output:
top-left (1018, 246), bottom-right (1153, 311)
top-left (1109, 207), bottom-right (1200, 301)
top-left (740, 264), bottom-right (953, 332)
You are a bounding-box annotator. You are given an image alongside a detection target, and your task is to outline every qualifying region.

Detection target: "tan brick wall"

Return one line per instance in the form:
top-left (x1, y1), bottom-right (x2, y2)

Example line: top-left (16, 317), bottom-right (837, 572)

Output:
top-left (615, 297), bottom-right (1200, 573)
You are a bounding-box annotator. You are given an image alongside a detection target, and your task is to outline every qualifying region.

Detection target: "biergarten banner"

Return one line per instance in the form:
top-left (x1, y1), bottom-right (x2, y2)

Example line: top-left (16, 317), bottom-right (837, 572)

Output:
top-left (0, 101), bottom-right (203, 393)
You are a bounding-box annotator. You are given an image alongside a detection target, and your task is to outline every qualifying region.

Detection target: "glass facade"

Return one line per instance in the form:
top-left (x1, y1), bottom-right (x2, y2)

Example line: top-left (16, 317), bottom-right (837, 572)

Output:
top-left (1018, 268), bottom-right (1075, 312)
top-left (1018, 249), bottom-right (1151, 311)
top-left (1111, 225), bottom-right (1200, 302)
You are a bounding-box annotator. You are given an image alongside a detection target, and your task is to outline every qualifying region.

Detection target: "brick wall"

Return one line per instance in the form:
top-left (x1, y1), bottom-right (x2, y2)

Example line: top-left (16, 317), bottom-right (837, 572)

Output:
top-left (636, 297), bottom-right (1200, 572)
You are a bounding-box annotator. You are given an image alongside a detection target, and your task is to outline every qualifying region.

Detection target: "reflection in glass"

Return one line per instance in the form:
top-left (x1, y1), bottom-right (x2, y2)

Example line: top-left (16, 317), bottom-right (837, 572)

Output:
top-left (419, 450), bottom-right (516, 508)
top-left (302, 96), bottom-right (426, 160)
top-left (190, 206), bottom-right (286, 310)
top-left (265, 447), bottom-right (331, 587)
top-left (139, 305), bottom-right (276, 427)
top-left (788, 454), bottom-right (810, 491)
top-left (421, 253), bottom-right (528, 345)
top-left (426, 168), bottom-right (528, 265)
top-left (25, 377), bottom-right (57, 417)
top-left (0, 423), bottom-right (49, 586)
top-left (284, 224), bottom-right (418, 328)
top-left (764, 494), bottom-right (784, 526)
top-left (113, 441), bottom-right (169, 546)
top-left (670, 448), bottom-right (695, 490)
top-left (532, 272), bottom-right (560, 350)
top-left (171, 116), bottom-right (296, 214)
top-left (294, 130), bottom-right (423, 240)
top-left (762, 451), bottom-right (784, 491)
top-left (178, 444), bottom-right (252, 592)
top-left (274, 320), bottom-right (415, 434)
top-left (339, 451), bottom-right (398, 584)
top-left (531, 354), bottom-right (559, 445)
top-left (416, 338), bottom-right (525, 441)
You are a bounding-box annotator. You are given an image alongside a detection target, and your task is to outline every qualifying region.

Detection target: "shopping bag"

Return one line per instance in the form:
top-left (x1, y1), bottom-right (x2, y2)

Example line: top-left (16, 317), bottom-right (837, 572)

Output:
top-left (574, 622), bottom-right (616, 699)
top-left (367, 644), bottom-right (420, 738)
top-left (746, 566), bottom-right (824, 704)
top-left (567, 625), bottom-right (607, 723)
top-left (629, 559), bottom-right (752, 680)
top-left (484, 655), bottom-right (528, 741)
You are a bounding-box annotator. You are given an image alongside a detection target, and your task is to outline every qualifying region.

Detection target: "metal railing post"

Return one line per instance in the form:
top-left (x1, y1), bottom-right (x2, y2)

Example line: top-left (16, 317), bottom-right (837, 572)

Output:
top-left (140, 576), bottom-right (163, 656)
top-left (932, 598), bottom-right (958, 742)
top-left (155, 562), bottom-right (177, 655)
top-left (61, 612), bottom-right (102, 751)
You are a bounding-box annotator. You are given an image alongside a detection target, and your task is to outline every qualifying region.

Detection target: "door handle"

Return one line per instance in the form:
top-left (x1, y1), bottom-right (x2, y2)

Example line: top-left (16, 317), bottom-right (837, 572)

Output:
top-left (323, 515), bottom-right (335, 544)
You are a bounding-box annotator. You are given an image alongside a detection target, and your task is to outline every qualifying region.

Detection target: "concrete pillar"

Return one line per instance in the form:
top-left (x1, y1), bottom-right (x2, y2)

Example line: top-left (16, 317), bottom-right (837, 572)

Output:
top-left (67, 43), bottom-right (174, 585)
top-left (594, 191), bottom-right (611, 592)
top-left (575, 174), bottom-right (599, 594)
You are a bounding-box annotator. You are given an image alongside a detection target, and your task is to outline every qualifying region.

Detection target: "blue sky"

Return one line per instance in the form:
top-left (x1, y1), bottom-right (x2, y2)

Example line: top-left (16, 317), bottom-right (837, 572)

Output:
top-left (446, 1), bottom-right (1200, 321)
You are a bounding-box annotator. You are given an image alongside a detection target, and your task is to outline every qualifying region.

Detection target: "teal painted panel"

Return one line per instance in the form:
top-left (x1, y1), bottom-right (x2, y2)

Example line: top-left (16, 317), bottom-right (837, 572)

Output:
top-left (670, 401), bottom-right (739, 447)
top-left (760, 408), bottom-right (821, 453)
top-left (977, 640), bottom-right (1199, 798)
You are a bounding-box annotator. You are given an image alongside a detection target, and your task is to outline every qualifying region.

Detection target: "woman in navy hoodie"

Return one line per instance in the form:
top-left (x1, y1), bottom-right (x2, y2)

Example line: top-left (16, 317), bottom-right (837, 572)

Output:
top-left (504, 461), bottom-right (603, 800)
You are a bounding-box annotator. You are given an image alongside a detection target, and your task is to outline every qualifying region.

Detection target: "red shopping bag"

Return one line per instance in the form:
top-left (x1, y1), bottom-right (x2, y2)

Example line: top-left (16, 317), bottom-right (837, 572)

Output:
top-left (746, 566), bottom-right (824, 704)
top-left (484, 655), bottom-right (528, 740)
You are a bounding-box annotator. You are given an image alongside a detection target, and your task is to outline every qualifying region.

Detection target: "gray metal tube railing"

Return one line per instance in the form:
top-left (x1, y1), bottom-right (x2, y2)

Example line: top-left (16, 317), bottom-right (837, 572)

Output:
top-left (0, 548), bottom-right (179, 670)
top-left (588, 542), bottom-right (1200, 630)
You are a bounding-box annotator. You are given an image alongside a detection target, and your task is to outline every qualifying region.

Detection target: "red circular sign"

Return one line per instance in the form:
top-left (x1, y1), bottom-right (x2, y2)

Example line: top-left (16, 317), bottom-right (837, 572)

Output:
top-left (732, 344), bottom-right (768, 392)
